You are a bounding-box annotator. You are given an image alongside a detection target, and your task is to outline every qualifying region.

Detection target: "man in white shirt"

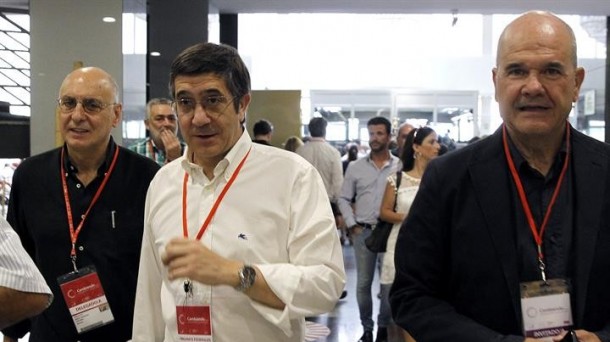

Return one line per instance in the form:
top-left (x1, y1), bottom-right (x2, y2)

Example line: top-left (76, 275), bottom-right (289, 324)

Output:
top-left (132, 42), bottom-right (346, 342)
top-left (296, 117), bottom-right (350, 273)
top-left (0, 217), bottom-right (52, 329)
top-left (297, 117), bottom-right (343, 208)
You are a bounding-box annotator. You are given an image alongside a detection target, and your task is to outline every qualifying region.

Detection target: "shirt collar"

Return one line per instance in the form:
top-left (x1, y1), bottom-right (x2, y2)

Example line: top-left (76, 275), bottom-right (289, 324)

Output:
top-left (506, 133), bottom-right (568, 180)
top-left (63, 137), bottom-right (117, 176)
top-left (147, 137), bottom-right (160, 150)
top-left (181, 129), bottom-right (252, 183)
top-left (366, 151), bottom-right (397, 169)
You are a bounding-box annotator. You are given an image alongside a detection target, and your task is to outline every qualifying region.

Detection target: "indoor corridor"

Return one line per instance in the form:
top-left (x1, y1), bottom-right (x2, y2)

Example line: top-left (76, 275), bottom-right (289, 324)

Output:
top-left (306, 244), bottom-right (403, 342)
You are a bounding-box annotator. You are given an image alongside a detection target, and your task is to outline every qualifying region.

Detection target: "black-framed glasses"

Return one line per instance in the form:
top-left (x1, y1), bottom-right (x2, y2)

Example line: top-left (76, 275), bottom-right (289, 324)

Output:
top-left (172, 95), bottom-right (236, 119)
top-left (57, 96), bottom-right (115, 114)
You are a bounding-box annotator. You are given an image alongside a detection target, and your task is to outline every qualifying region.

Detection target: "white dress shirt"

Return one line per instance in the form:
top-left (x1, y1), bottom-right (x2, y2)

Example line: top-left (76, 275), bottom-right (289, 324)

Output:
top-left (295, 138), bottom-right (343, 203)
top-left (0, 217), bottom-right (52, 296)
top-left (133, 131), bottom-right (346, 342)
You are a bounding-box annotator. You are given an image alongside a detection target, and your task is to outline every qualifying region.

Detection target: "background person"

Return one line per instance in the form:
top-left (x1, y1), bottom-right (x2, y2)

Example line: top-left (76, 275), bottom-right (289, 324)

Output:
top-left (283, 135), bottom-right (304, 152)
top-left (132, 42), bottom-right (345, 342)
top-left (2, 67), bottom-right (159, 342)
top-left (296, 117), bottom-right (347, 297)
top-left (391, 122), bottom-right (414, 158)
top-left (129, 97), bottom-right (186, 165)
top-left (338, 116), bottom-right (399, 342)
top-left (390, 11), bottom-right (610, 342)
top-left (378, 127), bottom-right (439, 341)
top-left (252, 118), bottom-right (274, 145)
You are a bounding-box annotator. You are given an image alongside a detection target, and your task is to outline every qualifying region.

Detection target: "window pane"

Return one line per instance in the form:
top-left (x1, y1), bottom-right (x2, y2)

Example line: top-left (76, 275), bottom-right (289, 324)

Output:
top-left (1, 69), bottom-right (29, 86)
top-left (5, 14), bottom-right (28, 32)
top-left (0, 51), bottom-right (29, 69)
top-left (0, 87), bottom-right (18, 102)
top-left (0, 16), bottom-right (19, 32)
top-left (5, 86), bottom-right (29, 105)
top-left (7, 32), bottom-right (29, 49)
top-left (0, 71), bottom-right (16, 85)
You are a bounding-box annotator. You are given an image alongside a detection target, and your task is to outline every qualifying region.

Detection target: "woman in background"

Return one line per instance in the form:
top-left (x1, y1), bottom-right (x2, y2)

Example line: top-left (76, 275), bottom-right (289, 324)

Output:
top-left (283, 135), bottom-right (304, 152)
top-left (378, 126), bottom-right (440, 341)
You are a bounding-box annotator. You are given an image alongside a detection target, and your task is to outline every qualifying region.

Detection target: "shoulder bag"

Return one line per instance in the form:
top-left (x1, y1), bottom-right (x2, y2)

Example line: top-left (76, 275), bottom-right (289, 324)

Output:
top-left (365, 171), bottom-right (402, 253)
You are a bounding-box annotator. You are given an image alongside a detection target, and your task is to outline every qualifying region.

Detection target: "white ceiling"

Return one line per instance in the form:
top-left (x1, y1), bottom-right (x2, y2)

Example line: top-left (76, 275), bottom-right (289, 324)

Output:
top-left (2, 0), bottom-right (610, 16)
top-left (208, 0), bottom-right (610, 16)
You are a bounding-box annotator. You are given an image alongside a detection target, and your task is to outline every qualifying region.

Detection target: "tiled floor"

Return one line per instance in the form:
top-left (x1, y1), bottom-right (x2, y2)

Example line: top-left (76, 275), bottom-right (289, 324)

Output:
top-left (307, 244), bottom-right (403, 342)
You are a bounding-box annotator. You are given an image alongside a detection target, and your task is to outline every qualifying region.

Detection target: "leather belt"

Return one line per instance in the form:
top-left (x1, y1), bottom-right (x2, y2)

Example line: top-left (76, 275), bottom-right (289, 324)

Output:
top-left (356, 222), bottom-right (376, 229)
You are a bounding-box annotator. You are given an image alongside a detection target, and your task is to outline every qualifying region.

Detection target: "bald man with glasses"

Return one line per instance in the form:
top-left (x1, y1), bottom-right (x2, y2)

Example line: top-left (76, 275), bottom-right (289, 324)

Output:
top-left (2, 67), bottom-right (159, 342)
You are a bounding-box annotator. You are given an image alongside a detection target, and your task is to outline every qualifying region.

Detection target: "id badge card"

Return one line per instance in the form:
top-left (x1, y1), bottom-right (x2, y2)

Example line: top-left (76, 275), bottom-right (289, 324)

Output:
top-left (520, 279), bottom-right (572, 341)
top-left (176, 280), bottom-right (213, 342)
top-left (57, 265), bottom-right (115, 334)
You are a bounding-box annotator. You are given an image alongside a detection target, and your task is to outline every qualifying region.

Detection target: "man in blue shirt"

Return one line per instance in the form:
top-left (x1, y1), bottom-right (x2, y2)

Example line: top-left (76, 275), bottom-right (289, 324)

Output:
top-left (338, 116), bottom-right (399, 342)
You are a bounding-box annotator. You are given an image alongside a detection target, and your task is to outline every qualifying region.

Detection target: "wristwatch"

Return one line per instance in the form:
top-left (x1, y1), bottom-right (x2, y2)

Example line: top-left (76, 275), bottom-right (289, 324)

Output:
top-left (236, 265), bottom-right (256, 292)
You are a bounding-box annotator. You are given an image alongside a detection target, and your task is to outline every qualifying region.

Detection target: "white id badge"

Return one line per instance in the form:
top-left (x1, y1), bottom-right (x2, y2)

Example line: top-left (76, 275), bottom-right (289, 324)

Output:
top-left (57, 265), bottom-right (115, 334)
top-left (520, 279), bottom-right (572, 341)
top-left (175, 280), bottom-right (213, 342)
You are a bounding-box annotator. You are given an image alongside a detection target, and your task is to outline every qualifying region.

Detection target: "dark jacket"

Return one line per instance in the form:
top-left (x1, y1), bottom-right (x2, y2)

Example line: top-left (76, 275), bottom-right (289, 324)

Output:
top-left (390, 125), bottom-right (610, 341)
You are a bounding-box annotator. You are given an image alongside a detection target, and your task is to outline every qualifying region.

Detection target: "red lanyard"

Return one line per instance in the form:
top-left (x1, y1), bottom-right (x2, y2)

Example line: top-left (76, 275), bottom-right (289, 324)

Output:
top-left (502, 124), bottom-right (570, 281)
top-left (182, 148), bottom-right (251, 240)
top-left (61, 146), bottom-right (120, 271)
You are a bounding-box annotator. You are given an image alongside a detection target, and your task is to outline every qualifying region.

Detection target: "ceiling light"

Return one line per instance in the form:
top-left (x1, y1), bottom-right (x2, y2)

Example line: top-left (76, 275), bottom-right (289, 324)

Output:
top-left (103, 17), bottom-right (116, 23)
top-left (150, 51), bottom-right (161, 57)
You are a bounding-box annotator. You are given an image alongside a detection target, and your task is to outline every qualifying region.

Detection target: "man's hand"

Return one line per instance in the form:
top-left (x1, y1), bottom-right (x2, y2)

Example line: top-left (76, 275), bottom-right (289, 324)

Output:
top-left (161, 238), bottom-right (240, 287)
top-left (524, 329), bottom-right (602, 342)
top-left (160, 130), bottom-right (182, 161)
top-left (552, 329), bottom-right (601, 342)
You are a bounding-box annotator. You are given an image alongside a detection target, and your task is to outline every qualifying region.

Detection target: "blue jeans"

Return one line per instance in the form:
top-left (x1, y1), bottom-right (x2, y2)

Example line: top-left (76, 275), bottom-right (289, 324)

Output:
top-left (353, 228), bottom-right (392, 331)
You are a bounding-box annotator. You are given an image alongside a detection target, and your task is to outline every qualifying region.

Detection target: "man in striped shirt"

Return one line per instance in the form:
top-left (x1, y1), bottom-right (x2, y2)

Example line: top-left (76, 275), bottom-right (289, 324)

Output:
top-left (0, 216), bottom-right (52, 329)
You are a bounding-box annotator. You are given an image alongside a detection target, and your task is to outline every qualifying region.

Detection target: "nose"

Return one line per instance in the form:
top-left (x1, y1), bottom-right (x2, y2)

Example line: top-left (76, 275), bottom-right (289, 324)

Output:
top-left (522, 72), bottom-right (544, 96)
top-left (70, 102), bottom-right (87, 121)
top-left (191, 105), bottom-right (212, 126)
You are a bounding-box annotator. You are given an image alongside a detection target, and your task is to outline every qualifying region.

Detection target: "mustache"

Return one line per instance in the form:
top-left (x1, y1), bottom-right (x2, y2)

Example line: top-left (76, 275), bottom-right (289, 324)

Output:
top-left (189, 126), bottom-right (216, 135)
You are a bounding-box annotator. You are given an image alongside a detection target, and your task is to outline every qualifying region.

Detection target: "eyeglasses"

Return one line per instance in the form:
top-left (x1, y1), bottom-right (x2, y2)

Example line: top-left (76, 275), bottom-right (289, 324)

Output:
top-left (57, 96), bottom-right (115, 114)
top-left (172, 95), bottom-right (236, 119)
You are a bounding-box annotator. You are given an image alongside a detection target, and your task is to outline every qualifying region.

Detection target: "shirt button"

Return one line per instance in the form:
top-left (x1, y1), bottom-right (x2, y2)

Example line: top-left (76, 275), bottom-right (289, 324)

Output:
top-left (78, 246), bottom-right (84, 251)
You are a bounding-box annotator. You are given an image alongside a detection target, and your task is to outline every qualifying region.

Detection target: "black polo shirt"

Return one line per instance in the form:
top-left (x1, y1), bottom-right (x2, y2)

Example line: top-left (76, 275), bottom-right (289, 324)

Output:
top-left (507, 136), bottom-right (574, 283)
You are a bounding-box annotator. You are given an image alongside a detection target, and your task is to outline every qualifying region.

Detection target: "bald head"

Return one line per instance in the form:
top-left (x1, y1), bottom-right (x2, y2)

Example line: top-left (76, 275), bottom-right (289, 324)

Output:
top-left (60, 67), bottom-right (119, 103)
top-left (497, 11), bottom-right (577, 68)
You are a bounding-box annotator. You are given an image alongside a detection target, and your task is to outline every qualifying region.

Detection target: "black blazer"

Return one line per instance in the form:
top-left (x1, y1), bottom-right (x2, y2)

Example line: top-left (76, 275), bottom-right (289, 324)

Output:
top-left (390, 125), bottom-right (610, 341)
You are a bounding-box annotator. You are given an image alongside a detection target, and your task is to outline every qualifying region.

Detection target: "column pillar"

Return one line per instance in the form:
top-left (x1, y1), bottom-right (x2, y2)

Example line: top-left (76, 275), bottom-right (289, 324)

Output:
top-left (220, 14), bottom-right (238, 48)
top-left (147, 0), bottom-right (209, 99)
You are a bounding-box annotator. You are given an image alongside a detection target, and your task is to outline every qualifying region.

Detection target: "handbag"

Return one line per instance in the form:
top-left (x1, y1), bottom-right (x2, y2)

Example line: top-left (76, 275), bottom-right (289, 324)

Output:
top-left (365, 171), bottom-right (402, 253)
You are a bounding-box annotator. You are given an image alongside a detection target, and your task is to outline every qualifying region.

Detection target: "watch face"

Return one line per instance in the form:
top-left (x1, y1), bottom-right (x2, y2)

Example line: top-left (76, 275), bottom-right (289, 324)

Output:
top-left (237, 265), bottom-right (256, 291)
top-left (243, 266), bottom-right (256, 286)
